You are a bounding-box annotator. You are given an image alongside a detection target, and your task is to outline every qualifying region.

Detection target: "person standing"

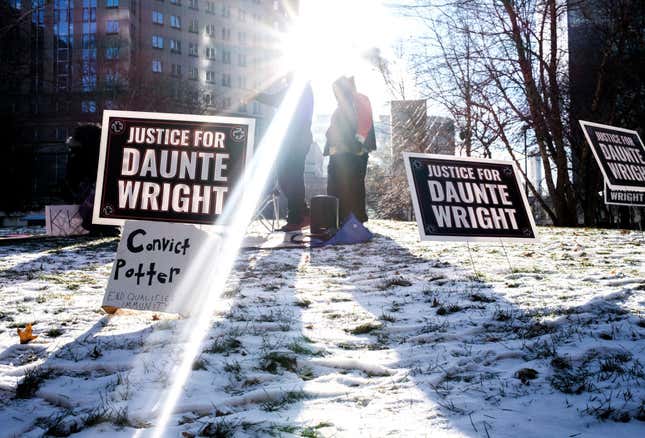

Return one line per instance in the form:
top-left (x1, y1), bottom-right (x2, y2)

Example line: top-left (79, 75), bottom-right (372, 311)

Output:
top-left (256, 74), bottom-right (314, 231)
top-left (66, 124), bottom-right (119, 236)
top-left (325, 76), bottom-right (377, 223)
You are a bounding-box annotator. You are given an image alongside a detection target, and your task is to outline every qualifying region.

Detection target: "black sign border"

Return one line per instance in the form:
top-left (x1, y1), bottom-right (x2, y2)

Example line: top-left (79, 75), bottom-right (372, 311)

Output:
top-left (604, 182), bottom-right (645, 207)
top-left (403, 152), bottom-right (539, 242)
top-left (92, 110), bottom-right (256, 226)
top-left (579, 120), bottom-right (645, 193)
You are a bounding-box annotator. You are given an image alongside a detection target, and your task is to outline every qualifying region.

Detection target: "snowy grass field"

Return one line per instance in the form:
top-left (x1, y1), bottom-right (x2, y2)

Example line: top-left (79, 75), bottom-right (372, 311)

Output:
top-left (0, 221), bottom-right (643, 437)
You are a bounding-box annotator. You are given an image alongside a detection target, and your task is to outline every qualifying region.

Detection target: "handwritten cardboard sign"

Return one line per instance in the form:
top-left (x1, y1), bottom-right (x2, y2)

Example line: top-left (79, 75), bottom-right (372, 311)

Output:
top-left (579, 120), bottom-right (645, 192)
top-left (45, 205), bottom-right (89, 236)
top-left (102, 220), bottom-right (208, 313)
top-left (93, 110), bottom-right (255, 226)
top-left (404, 153), bottom-right (537, 242)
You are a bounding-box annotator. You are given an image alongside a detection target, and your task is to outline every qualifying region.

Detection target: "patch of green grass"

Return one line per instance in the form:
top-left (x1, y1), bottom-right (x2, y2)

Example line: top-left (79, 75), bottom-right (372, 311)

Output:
top-left (198, 419), bottom-right (237, 437)
top-left (205, 336), bottom-right (242, 355)
top-left (46, 328), bottom-right (63, 338)
top-left (347, 322), bottom-right (382, 335)
top-left (379, 276), bottom-right (412, 290)
top-left (192, 356), bottom-right (209, 371)
top-left (261, 390), bottom-right (307, 412)
top-left (295, 298), bottom-right (312, 308)
top-left (298, 366), bottom-right (315, 381)
top-left (436, 304), bottom-right (461, 316)
top-left (260, 352), bottom-right (298, 374)
top-left (15, 367), bottom-right (53, 399)
top-left (288, 339), bottom-right (321, 356)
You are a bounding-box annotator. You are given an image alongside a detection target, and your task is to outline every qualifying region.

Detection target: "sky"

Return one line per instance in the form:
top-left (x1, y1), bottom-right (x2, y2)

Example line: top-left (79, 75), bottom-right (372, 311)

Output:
top-left (285, 0), bottom-right (420, 117)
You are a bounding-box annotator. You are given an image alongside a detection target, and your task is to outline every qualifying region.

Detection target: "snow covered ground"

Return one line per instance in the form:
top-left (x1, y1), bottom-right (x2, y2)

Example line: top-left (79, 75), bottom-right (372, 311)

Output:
top-left (0, 221), bottom-right (643, 437)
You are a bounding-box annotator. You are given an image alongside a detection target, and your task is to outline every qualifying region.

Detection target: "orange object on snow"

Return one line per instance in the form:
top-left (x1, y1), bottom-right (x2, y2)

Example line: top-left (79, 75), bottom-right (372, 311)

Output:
top-left (17, 324), bottom-right (38, 344)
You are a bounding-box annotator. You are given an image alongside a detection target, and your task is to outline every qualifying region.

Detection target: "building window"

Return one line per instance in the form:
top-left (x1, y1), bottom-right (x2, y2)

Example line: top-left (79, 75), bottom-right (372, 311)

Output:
top-left (170, 0), bottom-right (181, 4)
top-left (222, 5), bottom-right (230, 17)
top-left (238, 31), bottom-right (246, 45)
top-left (10, 0), bottom-right (22, 10)
top-left (239, 100), bottom-right (247, 113)
top-left (152, 35), bottom-right (164, 49)
top-left (205, 46), bottom-right (216, 59)
top-left (206, 70), bottom-right (215, 82)
top-left (189, 0), bottom-right (198, 9)
top-left (171, 64), bottom-right (182, 77)
top-left (106, 46), bottom-right (119, 59)
top-left (152, 10), bottom-right (163, 24)
top-left (170, 15), bottom-right (181, 28)
top-left (238, 8), bottom-right (246, 22)
top-left (238, 53), bottom-right (246, 67)
top-left (81, 100), bottom-right (97, 113)
top-left (253, 101), bottom-right (261, 114)
top-left (106, 20), bottom-right (119, 34)
top-left (222, 49), bottom-right (230, 64)
top-left (205, 94), bottom-right (213, 106)
top-left (237, 75), bottom-right (246, 89)
top-left (205, 24), bottom-right (215, 36)
top-left (221, 73), bottom-right (231, 87)
top-left (170, 39), bottom-right (181, 53)
top-left (206, 1), bottom-right (215, 14)
top-left (189, 66), bottom-right (198, 80)
top-left (152, 59), bottom-right (162, 72)
top-left (189, 42), bottom-right (198, 56)
top-left (221, 27), bottom-right (230, 41)
top-left (106, 0), bottom-right (119, 8)
top-left (222, 97), bottom-right (231, 108)
top-left (189, 17), bottom-right (198, 33)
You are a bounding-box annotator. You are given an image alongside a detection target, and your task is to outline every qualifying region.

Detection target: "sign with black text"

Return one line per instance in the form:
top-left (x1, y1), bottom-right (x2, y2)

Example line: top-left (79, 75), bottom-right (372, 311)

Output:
top-left (102, 220), bottom-right (207, 313)
top-left (93, 110), bottom-right (255, 226)
top-left (579, 120), bottom-right (645, 192)
top-left (404, 153), bottom-right (537, 242)
top-left (604, 183), bottom-right (645, 207)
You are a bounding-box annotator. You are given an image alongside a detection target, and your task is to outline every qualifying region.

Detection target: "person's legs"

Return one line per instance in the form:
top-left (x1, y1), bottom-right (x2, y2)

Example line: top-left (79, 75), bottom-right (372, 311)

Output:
top-left (329, 154), bottom-right (356, 223)
top-left (355, 153), bottom-right (369, 222)
top-left (278, 146), bottom-right (308, 225)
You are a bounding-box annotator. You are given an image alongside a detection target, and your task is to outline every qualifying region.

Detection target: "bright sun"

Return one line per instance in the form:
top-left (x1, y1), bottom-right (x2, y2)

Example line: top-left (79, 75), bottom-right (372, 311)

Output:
top-left (279, 0), bottom-right (397, 111)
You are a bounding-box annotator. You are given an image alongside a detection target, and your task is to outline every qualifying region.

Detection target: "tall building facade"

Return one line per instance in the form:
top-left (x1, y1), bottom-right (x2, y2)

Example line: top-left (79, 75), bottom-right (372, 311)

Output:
top-left (566, 0), bottom-right (645, 225)
top-left (0, 0), bottom-right (297, 207)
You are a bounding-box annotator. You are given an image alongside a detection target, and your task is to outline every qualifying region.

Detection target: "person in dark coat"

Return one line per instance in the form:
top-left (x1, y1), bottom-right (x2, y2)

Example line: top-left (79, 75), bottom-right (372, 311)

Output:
top-left (66, 124), bottom-right (119, 236)
top-left (324, 76), bottom-right (377, 223)
top-left (256, 74), bottom-right (314, 231)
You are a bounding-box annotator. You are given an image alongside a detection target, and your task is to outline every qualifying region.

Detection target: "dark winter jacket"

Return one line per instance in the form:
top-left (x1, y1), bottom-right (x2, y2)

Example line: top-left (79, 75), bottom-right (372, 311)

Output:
top-left (324, 76), bottom-right (377, 156)
top-left (256, 80), bottom-right (314, 152)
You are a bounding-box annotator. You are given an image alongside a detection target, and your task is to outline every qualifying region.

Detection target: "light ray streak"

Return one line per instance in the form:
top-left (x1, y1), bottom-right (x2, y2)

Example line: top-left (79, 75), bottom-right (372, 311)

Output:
top-left (149, 75), bottom-right (308, 437)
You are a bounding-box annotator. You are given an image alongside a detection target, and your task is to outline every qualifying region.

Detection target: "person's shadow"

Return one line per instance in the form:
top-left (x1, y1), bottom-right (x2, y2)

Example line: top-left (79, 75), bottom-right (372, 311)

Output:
top-left (1, 223), bottom-right (641, 437)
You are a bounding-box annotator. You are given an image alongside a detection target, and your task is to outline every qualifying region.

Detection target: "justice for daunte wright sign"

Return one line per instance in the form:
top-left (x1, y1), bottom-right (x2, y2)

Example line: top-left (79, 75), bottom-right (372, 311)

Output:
top-left (102, 220), bottom-right (207, 313)
top-left (93, 110), bottom-right (255, 226)
top-left (579, 120), bottom-right (645, 192)
top-left (404, 153), bottom-right (537, 242)
top-left (604, 184), bottom-right (645, 207)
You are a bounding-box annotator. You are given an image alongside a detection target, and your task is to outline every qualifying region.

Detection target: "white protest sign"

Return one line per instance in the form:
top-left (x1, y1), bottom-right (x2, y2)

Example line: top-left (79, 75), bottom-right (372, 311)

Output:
top-left (102, 220), bottom-right (208, 313)
top-left (45, 205), bottom-right (89, 236)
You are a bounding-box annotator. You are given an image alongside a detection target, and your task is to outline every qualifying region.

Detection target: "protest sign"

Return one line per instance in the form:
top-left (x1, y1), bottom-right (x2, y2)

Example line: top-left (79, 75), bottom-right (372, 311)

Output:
top-left (604, 183), bottom-right (645, 207)
top-left (93, 110), bottom-right (255, 226)
top-left (404, 153), bottom-right (537, 242)
top-left (45, 205), bottom-right (89, 236)
top-left (102, 220), bottom-right (207, 314)
top-left (579, 120), bottom-right (645, 192)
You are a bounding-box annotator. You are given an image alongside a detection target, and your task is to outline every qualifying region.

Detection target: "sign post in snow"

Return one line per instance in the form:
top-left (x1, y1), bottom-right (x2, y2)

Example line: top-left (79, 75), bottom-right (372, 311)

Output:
top-left (102, 220), bottom-right (208, 314)
top-left (404, 153), bottom-right (537, 242)
top-left (579, 120), bottom-right (645, 193)
top-left (93, 110), bottom-right (255, 226)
